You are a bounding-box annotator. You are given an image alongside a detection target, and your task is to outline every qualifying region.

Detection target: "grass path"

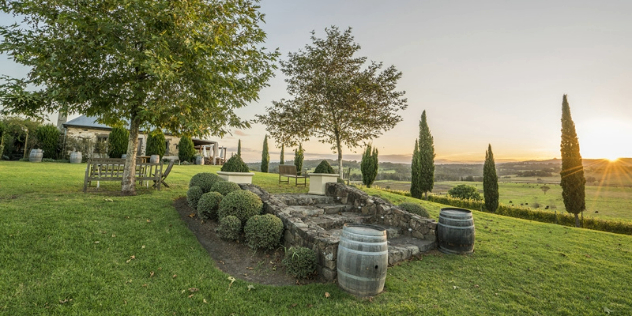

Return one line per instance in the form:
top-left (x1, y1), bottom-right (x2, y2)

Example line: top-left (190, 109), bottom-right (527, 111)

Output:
top-left (1, 161), bottom-right (631, 315)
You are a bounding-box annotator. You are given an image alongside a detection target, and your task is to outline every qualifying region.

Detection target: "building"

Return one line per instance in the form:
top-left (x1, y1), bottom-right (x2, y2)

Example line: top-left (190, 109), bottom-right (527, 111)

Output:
top-left (58, 115), bottom-right (226, 163)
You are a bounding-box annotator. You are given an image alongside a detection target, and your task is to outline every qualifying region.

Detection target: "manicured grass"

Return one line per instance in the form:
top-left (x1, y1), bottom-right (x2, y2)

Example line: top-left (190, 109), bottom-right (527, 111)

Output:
top-left (1, 161), bottom-right (632, 315)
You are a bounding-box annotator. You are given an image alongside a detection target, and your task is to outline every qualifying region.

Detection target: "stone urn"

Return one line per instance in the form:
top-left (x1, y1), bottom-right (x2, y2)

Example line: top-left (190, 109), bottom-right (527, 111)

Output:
top-left (308, 173), bottom-right (339, 195)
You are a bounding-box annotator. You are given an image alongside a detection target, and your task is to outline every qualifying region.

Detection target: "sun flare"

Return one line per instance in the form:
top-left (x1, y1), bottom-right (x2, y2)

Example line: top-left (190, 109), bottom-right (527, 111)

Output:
top-left (579, 119), bottom-right (631, 160)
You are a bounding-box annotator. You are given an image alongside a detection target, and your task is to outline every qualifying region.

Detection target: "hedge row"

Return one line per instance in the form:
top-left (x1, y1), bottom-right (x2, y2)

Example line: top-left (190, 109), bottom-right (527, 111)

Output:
top-left (374, 187), bottom-right (632, 236)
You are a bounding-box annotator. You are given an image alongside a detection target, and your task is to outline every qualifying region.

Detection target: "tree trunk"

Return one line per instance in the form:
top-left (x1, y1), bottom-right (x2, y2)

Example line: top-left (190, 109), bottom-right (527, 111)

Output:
top-left (574, 213), bottom-right (580, 227)
top-left (336, 140), bottom-right (343, 179)
top-left (424, 191), bottom-right (428, 200)
top-left (121, 117), bottom-right (141, 196)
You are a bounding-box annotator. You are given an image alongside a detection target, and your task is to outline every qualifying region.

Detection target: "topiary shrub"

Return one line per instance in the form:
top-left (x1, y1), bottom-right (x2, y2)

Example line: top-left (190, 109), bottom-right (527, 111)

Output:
top-left (178, 136), bottom-right (196, 162)
top-left (282, 247), bottom-right (317, 279)
top-left (221, 155), bottom-right (249, 172)
top-left (197, 192), bottom-right (223, 220)
top-left (146, 129), bottom-right (166, 157)
top-left (399, 202), bottom-right (430, 218)
top-left (216, 215), bottom-right (241, 241)
top-left (187, 186), bottom-right (203, 209)
top-left (314, 160), bottom-right (335, 174)
top-left (448, 184), bottom-right (482, 201)
top-left (218, 190), bottom-right (262, 223)
top-left (35, 124), bottom-right (60, 159)
top-left (189, 172), bottom-right (223, 193)
top-left (244, 214), bottom-right (284, 250)
top-left (211, 181), bottom-right (242, 196)
top-left (107, 126), bottom-right (129, 158)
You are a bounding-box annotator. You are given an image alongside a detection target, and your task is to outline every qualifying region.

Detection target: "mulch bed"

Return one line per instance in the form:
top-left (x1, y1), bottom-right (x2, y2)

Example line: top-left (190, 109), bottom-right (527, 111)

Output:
top-left (173, 197), bottom-right (327, 286)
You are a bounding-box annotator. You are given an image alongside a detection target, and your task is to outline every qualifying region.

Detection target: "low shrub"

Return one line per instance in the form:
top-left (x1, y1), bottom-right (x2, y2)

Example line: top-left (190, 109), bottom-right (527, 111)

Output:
top-left (187, 186), bottom-right (203, 209)
top-left (197, 192), bottom-right (223, 220)
top-left (448, 184), bottom-right (482, 201)
top-left (244, 214), bottom-right (284, 250)
top-left (282, 247), bottom-right (317, 279)
top-left (217, 190), bottom-right (263, 223)
top-left (314, 160), bottom-right (335, 174)
top-left (216, 215), bottom-right (241, 241)
top-left (189, 172), bottom-right (223, 193)
top-left (221, 155), bottom-right (249, 172)
top-left (211, 181), bottom-right (242, 196)
top-left (399, 202), bottom-right (430, 218)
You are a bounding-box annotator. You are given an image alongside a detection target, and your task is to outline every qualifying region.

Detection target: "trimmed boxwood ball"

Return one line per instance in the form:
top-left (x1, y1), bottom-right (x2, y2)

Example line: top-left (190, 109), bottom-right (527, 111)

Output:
top-left (282, 247), bottom-right (317, 279)
top-left (216, 215), bottom-right (241, 241)
top-left (189, 172), bottom-right (223, 193)
top-left (314, 160), bottom-right (335, 174)
top-left (197, 192), bottom-right (223, 220)
top-left (399, 202), bottom-right (430, 218)
top-left (221, 155), bottom-right (250, 172)
top-left (217, 190), bottom-right (263, 223)
top-left (211, 181), bottom-right (242, 196)
top-left (244, 214), bottom-right (284, 250)
top-left (187, 186), bottom-right (204, 209)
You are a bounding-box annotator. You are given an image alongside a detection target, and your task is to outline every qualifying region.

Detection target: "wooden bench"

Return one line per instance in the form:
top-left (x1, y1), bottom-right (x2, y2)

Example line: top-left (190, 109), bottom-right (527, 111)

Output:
top-left (83, 158), bottom-right (162, 192)
top-left (279, 165), bottom-right (307, 186)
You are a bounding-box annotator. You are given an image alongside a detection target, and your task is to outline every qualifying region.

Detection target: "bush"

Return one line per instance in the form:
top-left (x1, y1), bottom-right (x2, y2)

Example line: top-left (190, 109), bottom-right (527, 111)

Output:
top-left (146, 129), bottom-right (166, 157)
top-left (314, 160), bottom-right (335, 174)
top-left (187, 186), bottom-right (204, 209)
top-left (218, 190), bottom-right (263, 223)
top-left (178, 136), bottom-right (196, 162)
top-left (35, 124), bottom-right (60, 159)
top-left (211, 181), bottom-right (242, 196)
top-left (448, 184), bottom-right (482, 201)
top-left (107, 126), bottom-right (129, 158)
top-left (244, 214), bottom-right (284, 250)
top-left (189, 172), bottom-right (223, 193)
top-left (282, 247), bottom-right (317, 279)
top-left (216, 215), bottom-right (241, 241)
top-left (399, 202), bottom-right (430, 218)
top-left (221, 155), bottom-right (249, 172)
top-left (197, 192), bottom-right (223, 220)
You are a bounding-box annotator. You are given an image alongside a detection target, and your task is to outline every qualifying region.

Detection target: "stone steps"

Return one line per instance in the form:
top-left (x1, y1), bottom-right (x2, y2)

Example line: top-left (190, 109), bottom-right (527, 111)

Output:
top-left (387, 236), bottom-right (437, 265)
top-left (275, 194), bottom-right (334, 206)
top-left (317, 204), bottom-right (348, 214)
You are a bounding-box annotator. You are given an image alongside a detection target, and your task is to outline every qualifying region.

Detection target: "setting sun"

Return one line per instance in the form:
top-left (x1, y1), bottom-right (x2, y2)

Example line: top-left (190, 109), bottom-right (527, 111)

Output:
top-left (579, 119), bottom-right (631, 160)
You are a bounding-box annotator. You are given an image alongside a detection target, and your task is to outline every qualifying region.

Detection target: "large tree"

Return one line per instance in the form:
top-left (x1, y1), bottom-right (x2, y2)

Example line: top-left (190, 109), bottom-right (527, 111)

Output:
top-left (483, 144), bottom-right (499, 212)
top-left (0, 0), bottom-right (277, 195)
top-left (410, 139), bottom-right (422, 198)
top-left (560, 94), bottom-right (586, 227)
top-left (418, 110), bottom-right (435, 199)
top-left (256, 27), bottom-right (407, 178)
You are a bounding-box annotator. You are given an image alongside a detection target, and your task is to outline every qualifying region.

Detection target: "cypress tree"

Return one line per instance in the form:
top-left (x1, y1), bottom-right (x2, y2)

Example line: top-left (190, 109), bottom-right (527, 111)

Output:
top-left (410, 139), bottom-right (422, 198)
top-left (35, 124), bottom-right (60, 159)
top-left (178, 136), bottom-right (196, 162)
top-left (418, 110), bottom-right (435, 199)
top-left (261, 135), bottom-right (270, 172)
top-left (237, 139), bottom-right (242, 157)
top-left (294, 144), bottom-right (304, 175)
top-left (483, 144), bottom-right (499, 212)
top-left (560, 94), bottom-right (586, 227)
top-left (107, 126), bottom-right (129, 158)
top-left (361, 144), bottom-right (379, 188)
top-left (146, 129), bottom-right (166, 157)
top-left (279, 144), bottom-right (285, 165)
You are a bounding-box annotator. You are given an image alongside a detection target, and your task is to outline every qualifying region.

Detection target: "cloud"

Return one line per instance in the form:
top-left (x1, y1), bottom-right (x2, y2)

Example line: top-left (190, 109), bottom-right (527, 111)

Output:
top-left (234, 130), bottom-right (248, 137)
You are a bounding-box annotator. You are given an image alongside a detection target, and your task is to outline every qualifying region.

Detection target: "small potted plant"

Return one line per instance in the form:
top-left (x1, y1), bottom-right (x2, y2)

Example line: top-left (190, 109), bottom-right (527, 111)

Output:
top-left (308, 160), bottom-right (339, 195)
top-left (217, 155), bottom-right (254, 184)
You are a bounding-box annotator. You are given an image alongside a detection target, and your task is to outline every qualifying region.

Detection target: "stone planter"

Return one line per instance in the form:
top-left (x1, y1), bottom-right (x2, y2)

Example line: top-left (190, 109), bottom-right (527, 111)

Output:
top-left (217, 171), bottom-right (254, 184)
top-left (308, 173), bottom-right (339, 195)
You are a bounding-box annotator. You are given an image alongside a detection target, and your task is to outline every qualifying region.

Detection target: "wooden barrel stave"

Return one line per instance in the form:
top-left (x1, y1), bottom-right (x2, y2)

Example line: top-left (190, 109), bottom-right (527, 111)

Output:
top-left (337, 224), bottom-right (388, 296)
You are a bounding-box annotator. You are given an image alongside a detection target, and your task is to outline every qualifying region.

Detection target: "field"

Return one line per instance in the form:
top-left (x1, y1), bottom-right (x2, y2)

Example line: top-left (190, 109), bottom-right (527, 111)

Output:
top-left (1, 161), bottom-right (632, 315)
top-left (374, 180), bottom-right (632, 223)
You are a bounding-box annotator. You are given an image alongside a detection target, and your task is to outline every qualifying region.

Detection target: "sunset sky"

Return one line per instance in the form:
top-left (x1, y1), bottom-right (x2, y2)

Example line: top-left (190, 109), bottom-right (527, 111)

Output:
top-left (2, 0), bottom-right (631, 163)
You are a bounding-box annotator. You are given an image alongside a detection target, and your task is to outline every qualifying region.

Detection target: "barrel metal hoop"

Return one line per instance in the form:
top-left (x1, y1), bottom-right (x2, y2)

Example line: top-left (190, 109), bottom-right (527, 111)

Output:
top-left (338, 245), bottom-right (388, 256)
top-left (438, 223), bottom-right (475, 229)
top-left (340, 238), bottom-right (388, 246)
top-left (342, 230), bottom-right (386, 240)
top-left (337, 269), bottom-right (386, 282)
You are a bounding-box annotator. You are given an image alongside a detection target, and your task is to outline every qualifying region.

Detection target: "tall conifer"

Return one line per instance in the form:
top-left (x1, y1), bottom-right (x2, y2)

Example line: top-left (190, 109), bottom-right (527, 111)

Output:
top-left (410, 139), bottom-right (422, 198)
top-left (560, 95), bottom-right (586, 227)
top-left (261, 135), bottom-right (270, 172)
top-left (483, 144), bottom-right (499, 212)
top-left (280, 144), bottom-right (285, 165)
top-left (294, 144), bottom-right (304, 175)
top-left (418, 110), bottom-right (435, 199)
top-left (237, 139), bottom-right (242, 157)
top-left (361, 144), bottom-right (379, 188)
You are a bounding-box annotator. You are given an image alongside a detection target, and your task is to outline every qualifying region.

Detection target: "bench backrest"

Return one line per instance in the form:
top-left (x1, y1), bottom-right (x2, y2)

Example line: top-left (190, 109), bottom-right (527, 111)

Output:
top-left (279, 165), bottom-right (297, 176)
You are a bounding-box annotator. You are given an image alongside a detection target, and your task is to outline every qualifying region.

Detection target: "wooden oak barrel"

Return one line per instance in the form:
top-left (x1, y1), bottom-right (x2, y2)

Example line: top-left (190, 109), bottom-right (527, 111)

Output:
top-left (69, 151), bottom-right (82, 164)
top-left (150, 155), bottom-right (160, 164)
top-left (438, 208), bottom-right (475, 254)
top-left (337, 224), bottom-right (388, 296)
top-left (29, 149), bottom-right (43, 162)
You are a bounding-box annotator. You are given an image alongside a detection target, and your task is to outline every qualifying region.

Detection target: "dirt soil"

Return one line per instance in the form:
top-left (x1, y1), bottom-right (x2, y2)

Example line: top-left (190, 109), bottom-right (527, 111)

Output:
top-left (173, 197), bottom-right (327, 286)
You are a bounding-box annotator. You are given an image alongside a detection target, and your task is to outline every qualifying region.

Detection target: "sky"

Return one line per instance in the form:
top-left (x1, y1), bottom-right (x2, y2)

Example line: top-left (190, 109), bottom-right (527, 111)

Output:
top-left (2, 0), bottom-right (631, 163)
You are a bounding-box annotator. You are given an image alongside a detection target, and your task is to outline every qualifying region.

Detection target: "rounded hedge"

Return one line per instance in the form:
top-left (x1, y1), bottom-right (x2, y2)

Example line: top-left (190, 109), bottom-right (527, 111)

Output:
top-left (211, 181), bottom-right (242, 196)
top-left (399, 202), bottom-right (430, 218)
top-left (187, 186), bottom-right (204, 209)
top-left (218, 190), bottom-right (263, 223)
top-left (197, 192), bottom-right (223, 220)
top-left (189, 172), bottom-right (223, 193)
top-left (221, 155), bottom-right (249, 172)
top-left (216, 215), bottom-right (241, 241)
top-left (244, 214), bottom-right (284, 250)
top-left (282, 247), bottom-right (317, 279)
top-left (314, 160), bottom-right (335, 174)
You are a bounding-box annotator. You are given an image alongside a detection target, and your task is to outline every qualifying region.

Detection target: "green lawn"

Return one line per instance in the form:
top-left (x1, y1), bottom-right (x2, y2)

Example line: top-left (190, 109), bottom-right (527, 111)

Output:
top-left (1, 161), bottom-right (631, 315)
